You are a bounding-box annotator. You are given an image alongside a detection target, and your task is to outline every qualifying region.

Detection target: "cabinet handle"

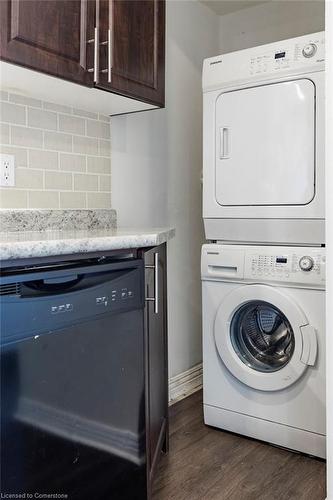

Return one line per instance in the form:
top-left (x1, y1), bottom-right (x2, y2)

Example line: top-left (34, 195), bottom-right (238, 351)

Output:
top-left (100, 29), bottom-right (112, 83)
top-left (145, 252), bottom-right (159, 314)
top-left (87, 27), bottom-right (99, 83)
top-left (108, 28), bottom-right (112, 83)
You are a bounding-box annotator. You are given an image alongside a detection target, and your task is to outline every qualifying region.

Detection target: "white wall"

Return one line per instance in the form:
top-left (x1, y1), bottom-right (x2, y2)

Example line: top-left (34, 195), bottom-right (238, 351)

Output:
top-left (111, 0), bottom-right (219, 378)
top-left (111, 0), bottom-right (325, 380)
top-left (218, 0), bottom-right (324, 53)
top-left (326, 1), bottom-right (332, 496)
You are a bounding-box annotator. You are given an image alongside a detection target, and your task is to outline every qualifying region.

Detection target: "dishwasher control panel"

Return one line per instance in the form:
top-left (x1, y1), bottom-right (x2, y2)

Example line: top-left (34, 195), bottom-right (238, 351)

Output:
top-left (51, 279), bottom-right (139, 315)
top-left (1, 259), bottom-right (144, 345)
top-left (95, 287), bottom-right (135, 307)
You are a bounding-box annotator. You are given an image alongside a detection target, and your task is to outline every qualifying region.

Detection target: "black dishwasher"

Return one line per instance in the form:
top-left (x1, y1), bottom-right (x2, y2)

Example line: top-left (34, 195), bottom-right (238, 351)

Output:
top-left (0, 257), bottom-right (146, 499)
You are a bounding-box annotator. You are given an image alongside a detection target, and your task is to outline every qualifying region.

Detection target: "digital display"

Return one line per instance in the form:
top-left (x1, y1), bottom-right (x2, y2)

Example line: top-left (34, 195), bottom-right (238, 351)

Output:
top-left (276, 257), bottom-right (288, 264)
top-left (275, 52), bottom-right (286, 59)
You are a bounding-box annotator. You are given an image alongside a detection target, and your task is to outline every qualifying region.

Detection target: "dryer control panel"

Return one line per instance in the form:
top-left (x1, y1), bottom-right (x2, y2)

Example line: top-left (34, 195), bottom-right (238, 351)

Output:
top-left (249, 33), bottom-right (324, 76)
top-left (201, 244), bottom-right (325, 288)
top-left (203, 31), bottom-right (324, 92)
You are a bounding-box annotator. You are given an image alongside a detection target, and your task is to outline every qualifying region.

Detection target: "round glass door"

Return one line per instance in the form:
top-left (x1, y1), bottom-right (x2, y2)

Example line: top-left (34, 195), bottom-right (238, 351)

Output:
top-left (230, 301), bottom-right (295, 373)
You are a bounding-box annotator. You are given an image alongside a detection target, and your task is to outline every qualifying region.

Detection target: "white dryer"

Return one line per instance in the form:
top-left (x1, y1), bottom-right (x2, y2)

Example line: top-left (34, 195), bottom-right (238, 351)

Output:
top-left (201, 243), bottom-right (325, 458)
top-left (202, 32), bottom-right (325, 245)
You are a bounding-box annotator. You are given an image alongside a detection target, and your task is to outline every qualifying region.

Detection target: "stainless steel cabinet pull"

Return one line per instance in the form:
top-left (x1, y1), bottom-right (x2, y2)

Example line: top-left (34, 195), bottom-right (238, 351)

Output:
top-left (100, 29), bottom-right (112, 83)
top-left (87, 27), bottom-right (99, 83)
top-left (108, 28), bottom-right (112, 83)
top-left (145, 252), bottom-right (159, 314)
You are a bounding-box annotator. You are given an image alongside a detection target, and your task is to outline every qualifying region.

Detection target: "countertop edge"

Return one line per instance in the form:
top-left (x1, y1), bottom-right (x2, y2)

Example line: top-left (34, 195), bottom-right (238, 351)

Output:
top-left (0, 228), bottom-right (175, 261)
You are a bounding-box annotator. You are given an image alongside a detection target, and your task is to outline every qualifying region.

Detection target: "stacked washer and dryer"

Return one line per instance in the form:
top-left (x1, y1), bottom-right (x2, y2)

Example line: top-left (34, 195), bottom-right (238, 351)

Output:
top-left (201, 32), bottom-right (326, 458)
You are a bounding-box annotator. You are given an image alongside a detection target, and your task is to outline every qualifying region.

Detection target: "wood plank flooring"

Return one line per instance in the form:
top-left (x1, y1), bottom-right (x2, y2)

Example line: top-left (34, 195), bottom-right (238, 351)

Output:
top-left (153, 391), bottom-right (326, 500)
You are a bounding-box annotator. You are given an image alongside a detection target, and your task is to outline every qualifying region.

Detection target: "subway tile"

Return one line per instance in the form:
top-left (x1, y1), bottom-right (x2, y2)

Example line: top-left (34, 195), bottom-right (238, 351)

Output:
top-left (86, 192), bottom-right (111, 209)
top-left (59, 114), bottom-right (85, 135)
top-left (45, 171), bottom-right (72, 190)
top-left (74, 173), bottom-right (98, 191)
top-left (28, 190), bottom-right (59, 208)
top-left (11, 126), bottom-right (43, 148)
top-left (0, 188), bottom-right (28, 208)
top-left (86, 119), bottom-right (110, 139)
top-left (44, 131), bottom-right (72, 152)
top-left (60, 191), bottom-right (86, 209)
top-left (73, 108), bottom-right (98, 119)
top-left (0, 123), bottom-right (10, 144)
top-left (9, 93), bottom-right (42, 108)
top-left (29, 149), bottom-right (58, 170)
top-left (43, 101), bottom-right (72, 114)
top-left (59, 153), bottom-right (86, 172)
top-left (16, 167), bottom-right (44, 189)
top-left (87, 156), bottom-right (110, 174)
top-left (28, 108), bottom-right (57, 130)
top-left (99, 175), bottom-right (111, 192)
top-left (0, 102), bottom-right (26, 125)
top-left (0, 145), bottom-right (27, 167)
top-left (98, 113), bottom-right (111, 122)
top-left (99, 139), bottom-right (111, 157)
top-left (73, 135), bottom-right (98, 155)
top-left (0, 91), bottom-right (9, 101)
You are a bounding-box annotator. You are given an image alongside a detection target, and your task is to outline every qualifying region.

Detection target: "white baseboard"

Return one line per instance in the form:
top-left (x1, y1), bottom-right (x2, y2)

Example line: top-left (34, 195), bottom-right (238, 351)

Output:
top-left (169, 363), bottom-right (203, 406)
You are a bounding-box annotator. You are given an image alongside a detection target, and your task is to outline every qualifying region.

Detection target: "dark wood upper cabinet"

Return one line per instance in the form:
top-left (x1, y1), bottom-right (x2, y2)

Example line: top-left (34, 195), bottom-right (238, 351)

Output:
top-left (0, 0), bottom-right (95, 86)
top-left (0, 0), bottom-right (165, 109)
top-left (98, 0), bottom-right (165, 107)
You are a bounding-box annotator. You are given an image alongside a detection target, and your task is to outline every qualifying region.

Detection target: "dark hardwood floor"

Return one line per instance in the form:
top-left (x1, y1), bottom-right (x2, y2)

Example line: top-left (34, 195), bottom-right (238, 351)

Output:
top-left (153, 391), bottom-right (326, 500)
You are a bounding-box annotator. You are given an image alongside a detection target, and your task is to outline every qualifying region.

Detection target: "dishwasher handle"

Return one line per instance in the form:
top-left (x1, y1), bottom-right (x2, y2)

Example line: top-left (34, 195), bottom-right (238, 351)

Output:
top-left (21, 268), bottom-right (130, 297)
top-left (1, 260), bottom-right (144, 298)
top-left (25, 274), bottom-right (83, 293)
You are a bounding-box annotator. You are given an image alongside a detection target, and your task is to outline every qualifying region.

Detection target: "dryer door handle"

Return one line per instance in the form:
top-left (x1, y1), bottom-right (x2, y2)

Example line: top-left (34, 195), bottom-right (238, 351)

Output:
top-left (300, 324), bottom-right (317, 366)
top-left (219, 127), bottom-right (231, 159)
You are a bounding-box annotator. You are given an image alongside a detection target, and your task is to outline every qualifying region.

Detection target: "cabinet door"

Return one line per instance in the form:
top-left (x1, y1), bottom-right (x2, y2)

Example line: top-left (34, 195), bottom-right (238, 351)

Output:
top-left (0, 0), bottom-right (94, 86)
top-left (97, 0), bottom-right (165, 107)
top-left (143, 244), bottom-right (168, 493)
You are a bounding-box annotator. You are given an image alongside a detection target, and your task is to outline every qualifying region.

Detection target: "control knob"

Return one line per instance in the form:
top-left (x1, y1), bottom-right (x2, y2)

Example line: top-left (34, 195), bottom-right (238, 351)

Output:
top-left (302, 43), bottom-right (317, 58)
top-left (299, 256), bottom-right (314, 272)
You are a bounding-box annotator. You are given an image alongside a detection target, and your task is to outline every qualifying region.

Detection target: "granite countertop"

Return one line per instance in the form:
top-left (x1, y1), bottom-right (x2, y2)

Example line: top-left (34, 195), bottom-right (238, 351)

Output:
top-left (0, 209), bottom-right (174, 261)
top-left (0, 227), bottom-right (175, 260)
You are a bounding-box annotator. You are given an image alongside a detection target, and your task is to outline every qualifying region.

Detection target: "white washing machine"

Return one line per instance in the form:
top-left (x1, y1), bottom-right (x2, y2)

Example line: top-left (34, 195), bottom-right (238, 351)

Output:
top-left (201, 243), bottom-right (326, 458)
top-left (202, 32), bottom-right (325, 245)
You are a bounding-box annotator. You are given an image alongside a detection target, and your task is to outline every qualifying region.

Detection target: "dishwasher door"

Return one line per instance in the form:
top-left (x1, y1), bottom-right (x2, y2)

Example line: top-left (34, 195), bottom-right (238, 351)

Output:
top-left (0, 258), bottom-right (146, 500)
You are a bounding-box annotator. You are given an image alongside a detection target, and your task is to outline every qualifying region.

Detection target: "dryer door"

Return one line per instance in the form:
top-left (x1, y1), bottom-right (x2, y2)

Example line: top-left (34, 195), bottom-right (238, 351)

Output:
top-left (215, 79), bottom-right (315, 207)
top-left (214, 284), bottom-right (317, 391)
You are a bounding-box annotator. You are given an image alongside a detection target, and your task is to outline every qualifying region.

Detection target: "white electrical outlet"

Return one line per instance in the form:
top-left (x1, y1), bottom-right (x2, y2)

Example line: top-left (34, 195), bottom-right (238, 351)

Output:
top-left (0, 154), bottom-right (15, 187)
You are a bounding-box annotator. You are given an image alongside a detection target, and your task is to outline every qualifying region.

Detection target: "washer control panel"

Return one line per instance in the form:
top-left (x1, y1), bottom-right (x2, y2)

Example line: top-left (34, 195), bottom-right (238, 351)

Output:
top-left (299, 255), bottom-right (314, 271)
top-left (245, 246), bottom-right (325, 286)
top-left (302, 43), bottom-right (317, 58)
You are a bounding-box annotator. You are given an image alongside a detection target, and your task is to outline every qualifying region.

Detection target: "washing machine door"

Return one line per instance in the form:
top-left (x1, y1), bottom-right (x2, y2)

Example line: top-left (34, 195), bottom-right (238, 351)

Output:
top-left (214, 284), bottom-right (317, 391)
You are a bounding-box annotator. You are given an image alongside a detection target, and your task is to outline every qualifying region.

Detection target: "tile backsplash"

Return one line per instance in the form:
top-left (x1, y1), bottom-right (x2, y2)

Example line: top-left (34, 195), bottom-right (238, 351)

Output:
top-left (0, 92), bottom-right (111, 210)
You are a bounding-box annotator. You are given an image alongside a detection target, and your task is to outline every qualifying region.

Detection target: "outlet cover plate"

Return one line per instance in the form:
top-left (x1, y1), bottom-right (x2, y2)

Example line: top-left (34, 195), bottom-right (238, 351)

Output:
top-left (0, 154), bottom-right (15, 187)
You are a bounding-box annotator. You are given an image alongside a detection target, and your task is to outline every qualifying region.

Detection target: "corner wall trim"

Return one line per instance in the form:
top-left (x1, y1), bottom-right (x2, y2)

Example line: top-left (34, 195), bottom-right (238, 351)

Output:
top-left (169, 363), bottom-right (203, 405)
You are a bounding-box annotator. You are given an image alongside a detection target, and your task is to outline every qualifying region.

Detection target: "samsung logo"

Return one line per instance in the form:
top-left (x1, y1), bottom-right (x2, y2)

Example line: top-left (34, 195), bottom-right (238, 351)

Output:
top-left (210, 60), bottom-right (222, 65)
